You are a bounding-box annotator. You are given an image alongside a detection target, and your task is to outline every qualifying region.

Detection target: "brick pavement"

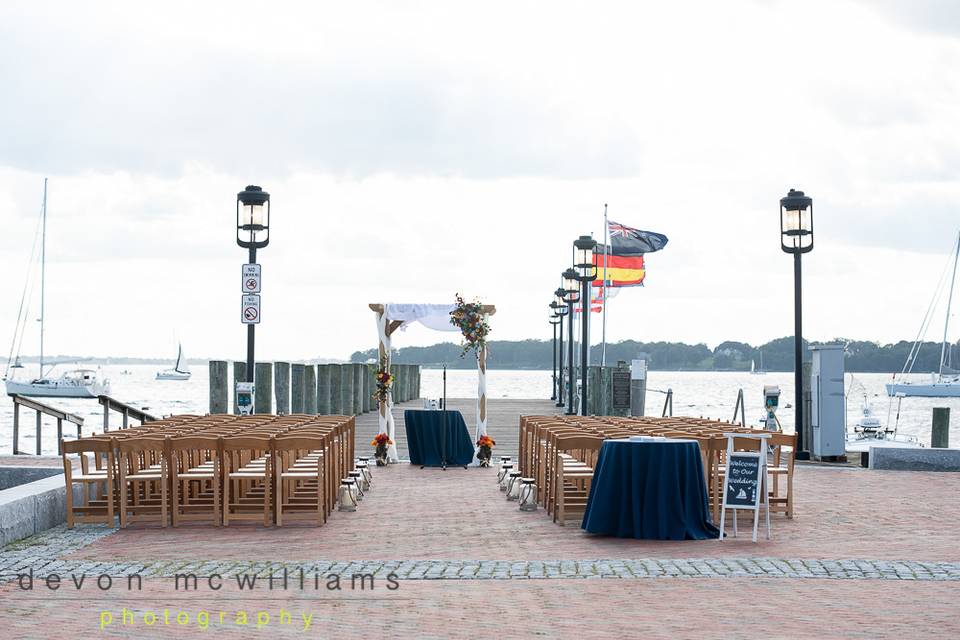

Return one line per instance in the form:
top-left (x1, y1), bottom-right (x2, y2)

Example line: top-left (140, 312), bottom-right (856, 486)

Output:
top-left (2, 455), bottom-right (960, 637)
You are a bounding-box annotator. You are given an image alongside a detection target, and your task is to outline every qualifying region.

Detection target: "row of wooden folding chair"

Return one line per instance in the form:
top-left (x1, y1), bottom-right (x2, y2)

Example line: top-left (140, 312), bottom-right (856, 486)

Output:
top-left (62, 414), bottom-right (355, 528)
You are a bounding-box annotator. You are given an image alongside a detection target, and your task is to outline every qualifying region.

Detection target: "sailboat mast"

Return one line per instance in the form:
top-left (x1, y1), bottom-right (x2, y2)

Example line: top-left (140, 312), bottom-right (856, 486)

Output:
top-left (938, 231), bottom-right (960, 376)
top-left (39, 178), bottom-right (47, 377)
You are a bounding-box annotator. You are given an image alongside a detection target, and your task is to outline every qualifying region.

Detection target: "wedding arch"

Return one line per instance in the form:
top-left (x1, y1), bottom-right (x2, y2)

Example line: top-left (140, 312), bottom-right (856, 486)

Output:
top-left (369, 302), bottom-right (496, 463)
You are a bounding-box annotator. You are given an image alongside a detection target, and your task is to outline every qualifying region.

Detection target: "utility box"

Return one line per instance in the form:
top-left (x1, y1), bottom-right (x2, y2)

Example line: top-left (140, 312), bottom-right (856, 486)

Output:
top-left (810, 344), bottom-right (846, 458)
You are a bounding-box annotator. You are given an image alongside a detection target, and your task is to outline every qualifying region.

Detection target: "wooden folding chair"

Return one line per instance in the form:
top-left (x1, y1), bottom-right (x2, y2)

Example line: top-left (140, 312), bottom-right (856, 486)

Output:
top-left (222, 436), bottom-right (273, 526)
top-left (273, 435), bottom-right (327, 526)
top-left (170, 436), bottom-right (221, 526)
top-left (553, 435), bottom-right (602, 525)
top-left (62, 437), bottom-right (116, 527)
top-left (117, 437), bottom-right (169, 528)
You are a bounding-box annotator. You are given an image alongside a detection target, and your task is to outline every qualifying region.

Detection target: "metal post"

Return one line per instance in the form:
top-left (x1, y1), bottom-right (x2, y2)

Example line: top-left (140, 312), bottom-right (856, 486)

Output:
top-left (580, 279), bottom-right (590, 416)
top-left (12, 401), bottom-right (19, 454)
top-left (556, 315), bottom-right (564, 407)
top-left (567, 303), bottom-right (575, 414)
top-left (551, 321), bottom-right (557, 400)
top-left (246, 246), bottom-right (256, 383)
top-left (36, 410), bottom-right (42, 456)
top-left (794, 251), bottom-right (809, 460)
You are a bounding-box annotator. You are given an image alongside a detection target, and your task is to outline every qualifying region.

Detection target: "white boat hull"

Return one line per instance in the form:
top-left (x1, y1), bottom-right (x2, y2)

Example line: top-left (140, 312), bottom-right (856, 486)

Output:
top-left (5, 378), bottom-right (108, 398)
top-left (156, 370), bottom-right (191, 381)
top-left (885, 382), bottom-right (960, 398)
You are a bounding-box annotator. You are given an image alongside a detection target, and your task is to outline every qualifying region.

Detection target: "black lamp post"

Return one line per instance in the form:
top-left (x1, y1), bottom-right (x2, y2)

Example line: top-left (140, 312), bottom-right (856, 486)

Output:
top-left (562, 268), bottom-right (580, 415)
top-left (554, 288), bottom-right (567, 407)
top-left (574, 235), bottom-right (598, 416)
top-left (237, 185), bottom-right (270, 383)
top-left (549, 302), bottom-right (561, 400)
top-left (780, 188), bottom-right (813, 460)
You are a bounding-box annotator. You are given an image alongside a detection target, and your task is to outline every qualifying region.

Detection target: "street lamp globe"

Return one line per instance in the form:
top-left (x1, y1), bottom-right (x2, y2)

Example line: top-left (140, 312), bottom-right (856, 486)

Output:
top-left (237, 185), bottom-right (270, 249)
top-left (562, 269), bottom-right (580, 302)
top-left (574, 235), bottom-right (598, 281)
top-left (780, 188), bottom-right (813, 254)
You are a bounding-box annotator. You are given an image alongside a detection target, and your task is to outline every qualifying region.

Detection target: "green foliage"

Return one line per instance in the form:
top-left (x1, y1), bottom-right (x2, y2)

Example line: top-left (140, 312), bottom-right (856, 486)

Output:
top-left (349, 338), bottom-right (959, 373)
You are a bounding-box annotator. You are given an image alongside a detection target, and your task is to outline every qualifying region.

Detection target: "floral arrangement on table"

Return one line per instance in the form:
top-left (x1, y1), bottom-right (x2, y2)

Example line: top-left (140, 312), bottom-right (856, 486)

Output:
top-left (371, 433), bottom-right (393, 466)
top-left (449, 293), bottom-right (491, 357)
top-left (476, 434), bottom-right (496, 467)
top-left (372, 361), bottom-right (394, 404)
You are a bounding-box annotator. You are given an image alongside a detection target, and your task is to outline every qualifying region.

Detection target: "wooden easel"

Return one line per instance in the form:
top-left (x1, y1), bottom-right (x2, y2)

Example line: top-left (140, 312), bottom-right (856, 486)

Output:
top-left (719, 432), bottom-right (771, 543)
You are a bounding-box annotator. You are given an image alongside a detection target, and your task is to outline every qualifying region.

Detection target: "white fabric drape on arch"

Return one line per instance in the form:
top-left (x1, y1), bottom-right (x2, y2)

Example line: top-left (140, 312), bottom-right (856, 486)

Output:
top-left (374, 303), bottom-right (490, 464)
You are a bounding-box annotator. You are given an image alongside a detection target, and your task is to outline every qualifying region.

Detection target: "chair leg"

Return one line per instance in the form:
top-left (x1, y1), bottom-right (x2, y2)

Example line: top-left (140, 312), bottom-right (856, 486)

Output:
top-left (171, 474), bottom-right (180, 527)
top-left (65, 481), bottom-right (75, 529)
top-left (161, 471), bottom-right (168, 528)
top-left (119, 477), bottom-right (128, 529)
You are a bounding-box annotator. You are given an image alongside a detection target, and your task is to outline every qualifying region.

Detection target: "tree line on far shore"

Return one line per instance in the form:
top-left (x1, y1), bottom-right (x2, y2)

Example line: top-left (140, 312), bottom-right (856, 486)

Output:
top-left (350, 337), bottom-right (960, 373)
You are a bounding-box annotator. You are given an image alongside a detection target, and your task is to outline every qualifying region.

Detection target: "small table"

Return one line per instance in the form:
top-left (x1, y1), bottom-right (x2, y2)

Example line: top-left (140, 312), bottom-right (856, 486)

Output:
top-left (581, 439), bottom-right (719, 540)
top-left (403, 410), bottom-right (474, 468)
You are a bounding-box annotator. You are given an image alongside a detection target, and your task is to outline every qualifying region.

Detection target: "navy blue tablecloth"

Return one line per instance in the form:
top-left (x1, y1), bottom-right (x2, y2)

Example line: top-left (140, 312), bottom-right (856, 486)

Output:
top-left (404, 410), bottom-right (474, 466)
top-left (581, 439), bottom-right (719, 540)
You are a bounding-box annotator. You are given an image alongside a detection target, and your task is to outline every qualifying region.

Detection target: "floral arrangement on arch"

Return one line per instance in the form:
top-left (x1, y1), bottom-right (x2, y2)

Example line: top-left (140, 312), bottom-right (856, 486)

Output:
top-left (476, 434), bottom-right (496, 467)
top-left (449, 293), bottom-right (491, 357)
top-left (371, 433), bottom-right (393, 466)
top-left (372, 360), bottom-right (394, 404)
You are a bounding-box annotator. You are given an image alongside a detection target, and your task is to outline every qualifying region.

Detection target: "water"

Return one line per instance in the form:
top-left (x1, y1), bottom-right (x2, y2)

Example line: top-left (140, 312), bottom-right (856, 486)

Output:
top-left (2, 365), bottom-right (957, 455)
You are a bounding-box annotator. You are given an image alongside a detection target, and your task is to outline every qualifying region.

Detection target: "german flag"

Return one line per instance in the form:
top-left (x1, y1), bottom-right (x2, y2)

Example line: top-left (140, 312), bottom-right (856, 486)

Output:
top-left (592, 252), bottom-right (645, 287)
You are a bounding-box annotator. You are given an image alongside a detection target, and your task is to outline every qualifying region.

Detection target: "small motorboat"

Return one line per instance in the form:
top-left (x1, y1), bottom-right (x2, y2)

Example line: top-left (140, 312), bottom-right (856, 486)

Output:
top-left (845, 394), bottom-right (923, 453)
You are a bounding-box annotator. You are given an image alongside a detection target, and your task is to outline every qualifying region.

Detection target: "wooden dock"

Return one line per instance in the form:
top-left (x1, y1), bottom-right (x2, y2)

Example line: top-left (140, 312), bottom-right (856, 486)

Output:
top-left (355, 397), bottom-right (558, 461)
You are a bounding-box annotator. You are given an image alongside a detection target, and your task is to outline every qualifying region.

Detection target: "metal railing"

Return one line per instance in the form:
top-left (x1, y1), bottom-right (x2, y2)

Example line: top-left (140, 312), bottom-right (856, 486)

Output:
top-left (98, 395), bottom-right (157, 431)
top-left (9, 394), bottom-right (84, 455)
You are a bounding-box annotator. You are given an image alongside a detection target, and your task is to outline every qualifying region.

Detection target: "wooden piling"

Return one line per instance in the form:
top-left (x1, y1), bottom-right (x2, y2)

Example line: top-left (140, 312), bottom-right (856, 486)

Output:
top-left (255, 362), bottom-right (273, 414)
top-left (274, 361), bottom-right (291, 415)
top-left (341, 364), bottom-right (355, 416)
top-left (232, 361), bottom-right (247, 415)
top-left (352, 364), bottom-right (364, 414)
top-left (933, 407), bottom-right (951, 448)
top-left (317, 364), bottom-right (332, 414)
top-left (328, 364), bottom-right (342, 414)
top-left (291, 363), bottom-right (306, 413)
top-left (208, 360), bottom-right (229, 414)
top-left (303, 365), bottom-right (317, 414)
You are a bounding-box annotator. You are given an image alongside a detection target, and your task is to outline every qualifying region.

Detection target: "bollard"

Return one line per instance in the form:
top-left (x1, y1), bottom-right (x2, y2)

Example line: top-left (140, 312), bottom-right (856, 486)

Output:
top-left (233, 361), bottom-right (247, 415)
top-left (932, 408), bottom-right (950, 448)
top-left (255, 362), bottom-right (273, 414)
top-left (209, 360), bottom-right (228, 414)
top-left (340, 364), bottom-right (355, 416)
top-left (303, 365), bottom-right (317, 414)
top-left (274, 361), bottom-right (291, 415)
top-left (291, 363), bottom-right (306, 414)
top-left (352, 364), bottom-right (364, 415)
top-left (317, 364), bottom-right (332, 414)
top-left (329, 364), bottom-right (343, 414)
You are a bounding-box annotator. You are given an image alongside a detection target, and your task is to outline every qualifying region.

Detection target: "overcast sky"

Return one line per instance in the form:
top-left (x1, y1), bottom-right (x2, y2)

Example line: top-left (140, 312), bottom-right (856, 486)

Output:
top-left (2, 0), bottom-right (959, 361)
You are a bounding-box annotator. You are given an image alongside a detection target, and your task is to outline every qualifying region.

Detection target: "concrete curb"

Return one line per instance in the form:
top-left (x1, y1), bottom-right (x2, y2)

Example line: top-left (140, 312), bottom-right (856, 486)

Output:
top-left (0, 472), bottom-right (83, 546)
top-left (869, 447), bottom-right (960, 472)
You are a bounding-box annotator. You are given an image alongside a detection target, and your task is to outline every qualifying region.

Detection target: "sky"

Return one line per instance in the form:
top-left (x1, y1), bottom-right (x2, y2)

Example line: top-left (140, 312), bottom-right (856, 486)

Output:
top-left (1, 0), bottom-right (959, 362)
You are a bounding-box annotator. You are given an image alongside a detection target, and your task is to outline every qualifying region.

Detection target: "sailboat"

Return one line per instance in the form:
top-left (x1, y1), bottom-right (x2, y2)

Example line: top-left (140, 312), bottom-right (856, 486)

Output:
top-left (886, 231), bottom-right (960, 398)
top-left (156, 343), bottom-right (191, 380)
top-left (749, 350), bottom-right (766, 375)
top-left (4, 179), bottom-right (110, 398)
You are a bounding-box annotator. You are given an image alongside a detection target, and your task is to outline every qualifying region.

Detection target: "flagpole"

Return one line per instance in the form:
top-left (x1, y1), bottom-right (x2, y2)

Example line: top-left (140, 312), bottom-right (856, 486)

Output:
top-left (601, 203), bottom-right (609, 367)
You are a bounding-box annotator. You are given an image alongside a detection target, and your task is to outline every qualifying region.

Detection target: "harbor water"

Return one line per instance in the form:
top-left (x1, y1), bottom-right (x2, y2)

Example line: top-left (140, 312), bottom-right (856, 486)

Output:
top-left (2, 364), bottom-right (957, 455)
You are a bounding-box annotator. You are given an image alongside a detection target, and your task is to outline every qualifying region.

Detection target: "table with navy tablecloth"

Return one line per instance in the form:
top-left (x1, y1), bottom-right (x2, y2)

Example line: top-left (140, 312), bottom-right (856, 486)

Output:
top-left (403, 410), bottom-right (475, 467)
top-left (581, 439), bottom-right (719, 540)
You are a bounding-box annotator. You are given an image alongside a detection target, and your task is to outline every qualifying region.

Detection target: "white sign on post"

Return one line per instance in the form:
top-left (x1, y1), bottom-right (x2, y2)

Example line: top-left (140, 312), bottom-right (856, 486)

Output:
top-left (242, 264), bottom-right (261, 293)
top-left (241, 294), bottom-right (261, 324)
top-left (718, 432), bottom-right (771, 543)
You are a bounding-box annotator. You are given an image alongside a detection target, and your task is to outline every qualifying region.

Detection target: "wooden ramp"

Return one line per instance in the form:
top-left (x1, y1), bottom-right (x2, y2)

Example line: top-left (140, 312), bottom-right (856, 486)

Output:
top-left (355, 397), bottom-right (559, 461)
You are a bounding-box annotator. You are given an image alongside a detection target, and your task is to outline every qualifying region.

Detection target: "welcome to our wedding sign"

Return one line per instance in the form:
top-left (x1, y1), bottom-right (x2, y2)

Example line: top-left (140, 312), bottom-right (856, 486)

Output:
top-left (719, 433), bottom-right (771, 543)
